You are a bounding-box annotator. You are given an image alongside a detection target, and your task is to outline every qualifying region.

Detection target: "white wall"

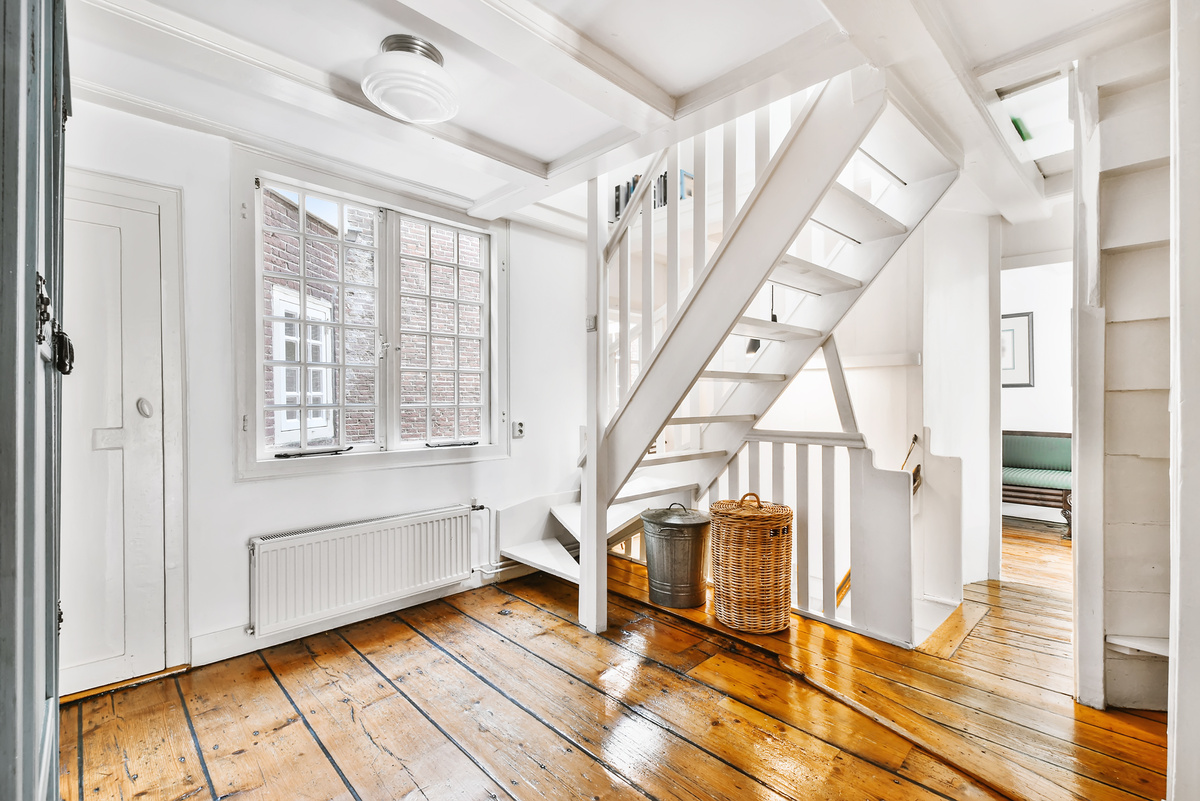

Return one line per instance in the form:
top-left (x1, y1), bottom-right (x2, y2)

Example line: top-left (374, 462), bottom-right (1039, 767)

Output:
top-left (923, 210), bottom-right (995, 584)
top-left (1000, 263), bottom-right (1072, 434)
top-left (65, 101), bottom-right (587, 663)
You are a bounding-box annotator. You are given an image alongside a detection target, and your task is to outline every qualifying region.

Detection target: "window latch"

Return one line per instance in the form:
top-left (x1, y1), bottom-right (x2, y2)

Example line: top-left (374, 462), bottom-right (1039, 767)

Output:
top-left (378, 341), bottom-right (391, 360)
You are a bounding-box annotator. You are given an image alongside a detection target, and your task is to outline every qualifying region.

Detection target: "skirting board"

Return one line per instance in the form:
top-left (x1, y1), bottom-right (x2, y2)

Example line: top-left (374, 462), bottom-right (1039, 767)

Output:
top-left (190, 561), bottom-right (537, 667)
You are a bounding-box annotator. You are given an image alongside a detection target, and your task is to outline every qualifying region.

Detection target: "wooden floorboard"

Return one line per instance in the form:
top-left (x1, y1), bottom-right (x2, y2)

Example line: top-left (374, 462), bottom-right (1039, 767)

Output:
top-left (60, 520), bottom-right (1165, 801)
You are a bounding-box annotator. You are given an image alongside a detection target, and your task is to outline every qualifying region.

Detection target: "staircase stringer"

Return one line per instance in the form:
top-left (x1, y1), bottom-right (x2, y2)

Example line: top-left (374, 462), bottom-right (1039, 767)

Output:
top-left (601, 67), bottom-right (889, 507)
top-left (690, 169), bottom-right (958, 498)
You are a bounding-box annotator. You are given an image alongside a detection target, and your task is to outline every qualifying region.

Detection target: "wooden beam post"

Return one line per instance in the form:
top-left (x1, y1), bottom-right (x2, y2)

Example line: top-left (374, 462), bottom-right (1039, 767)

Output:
top-left (581, 178), bottom-right (608, 633)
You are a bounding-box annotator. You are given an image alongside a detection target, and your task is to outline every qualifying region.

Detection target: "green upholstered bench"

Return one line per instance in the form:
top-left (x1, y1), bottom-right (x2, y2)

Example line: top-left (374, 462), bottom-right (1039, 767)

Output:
top-left (1002, 431), bottom-right (1072, 539)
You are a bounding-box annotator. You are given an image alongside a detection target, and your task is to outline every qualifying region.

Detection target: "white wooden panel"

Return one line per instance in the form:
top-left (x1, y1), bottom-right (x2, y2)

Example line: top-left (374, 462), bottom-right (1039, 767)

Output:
top-left (822, 446), bottom-right (836, 615)
top-left (1106, 389), bottom-right (1170, 458)
top-left (1105, 319), bottom-right (1170, 390)
top-left (1099, 166), bottom-right (1169, 250)
top-left (755, 106), bottom-right (770, 181)
top-left (618, 234), bottom-right (631, 399)
top-left (728, 450), bottom-right (740, 501)
top-left (1105, 522), bottom-right (1170, 594)
top-left (1099, 79), bottom-right (1169, 173)
top-left (794, 444), bottom-right (809, 611)
top-left (912, 429), bottom-right (963, 605)
top-left (723, 119), bottom-right (737, 234)
top-left (667, 145), bottom-right (680, 318)
top-left (771, 442), bottom-right (785, 505)
top-left (1105, 454), bottom-right (1170, 525)
top-left (747, 440), bottom-right (760, 497)
top-left (1106, 589), bottom-right (1171, 639)
top-left (1106, 655), bottom-right (1169, 711)
top-left (692, 130), bottom-right (707, 281)
top-left (848, 448), bottom-right (913, 645)
top-left (1104, 245), bottom-right (1169, 323)
top-left (641, 191), bottom-right (654, 366)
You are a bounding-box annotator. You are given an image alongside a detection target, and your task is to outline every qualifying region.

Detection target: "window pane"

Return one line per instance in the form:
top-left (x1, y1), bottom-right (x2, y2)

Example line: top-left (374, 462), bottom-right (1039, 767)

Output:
top-left (401, 218), bottom-right (428, 257)
top-left (400, 259), bottom-right (427, 294)
top-left (264, 364), bottom-right (300, 407)
top-left (345, 408), bottom-right (377, 444)
top-left (431, 336), bottom-right (455, 369)
top-left (459, 407), bottom-right (481, 438)
top-left (459, 372), bottom-right (481, 405)
top-left (431, 264), bottom-right (455, 299)
top-left (345, 327), bottom-right (375, 365)
top-left (306, 325), bottom-right (339, 364)
top-left (400, 408), bottom-right (427, 441)
top-left (431, 226), bottom-right (456, 263)
top-left (431, 300), bottom-right (456, 334)
top-left (305, 238), bottom-right (339, 282)
top-left (458, 304), bottom-right (481, 337)
top-left (346, 367), bottom-right (376, 406)
top-left (400, 334), bottom-right (428, 368)
top-left (305, 195), bottom-right (340, 238)
top-left (263, 187), bottom-right (300, 231)
top-left (307, 366), bottom-right (340, 405)
top-left (401, 371), bottom-right (427, 404)
top-left (344, 205), bottom-right (375, 247)
top-left (401, 296), bottom-right (428, 332)
top-left (458, 268), bottom-right (481, 302)
top-left (459, 234), bottom-right (481, 268)
top-left (263, 231), bottom-right (300, 275)
top-left (305, 408), bottom-right (340, 447)
top-left (265, 409), bottom-right (302, 449)
top-left (305, 282), bottom-right (339, 323)
top-left (264, 318), bottom-right (300, 363)
top-left (430, 371), bottom-right (455, 404)
top-left (431, 407), bottom-right (455, 439)
top-left (458, 338), bottom-right (482, 371)
top-left (345, 246), bottom-right (375, 286)
top-left (344, 286), bottom-right (376, 327)
top-left (264, 275), bottom-right (301, 318)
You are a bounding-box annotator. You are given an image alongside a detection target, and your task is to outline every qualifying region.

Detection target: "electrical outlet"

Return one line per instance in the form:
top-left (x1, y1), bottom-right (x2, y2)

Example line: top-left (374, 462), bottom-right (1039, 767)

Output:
top-left (512, 421), bottom-right (525, 439)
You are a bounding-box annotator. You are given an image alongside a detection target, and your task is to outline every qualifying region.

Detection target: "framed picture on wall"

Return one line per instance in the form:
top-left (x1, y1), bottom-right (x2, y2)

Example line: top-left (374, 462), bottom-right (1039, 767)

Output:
top-left (1001, 311), bottom-right (1034, 387)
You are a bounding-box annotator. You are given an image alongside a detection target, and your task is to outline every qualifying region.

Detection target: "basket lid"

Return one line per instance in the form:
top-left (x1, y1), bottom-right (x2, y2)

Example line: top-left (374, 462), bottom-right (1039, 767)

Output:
top-left (709, 493), bottom-right (792, 522)
top-left (641, 502), bottom-right (710, 527)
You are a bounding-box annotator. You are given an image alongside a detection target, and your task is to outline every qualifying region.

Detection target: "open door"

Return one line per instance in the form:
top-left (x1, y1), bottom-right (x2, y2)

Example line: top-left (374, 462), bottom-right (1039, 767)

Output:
top-left (0, 0), bottom-right (70, 797)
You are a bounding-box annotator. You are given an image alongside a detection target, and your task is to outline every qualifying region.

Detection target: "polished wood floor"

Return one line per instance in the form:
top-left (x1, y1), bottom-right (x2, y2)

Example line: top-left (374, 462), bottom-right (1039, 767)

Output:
top-left (60, 520), bottom-right (1163, 801)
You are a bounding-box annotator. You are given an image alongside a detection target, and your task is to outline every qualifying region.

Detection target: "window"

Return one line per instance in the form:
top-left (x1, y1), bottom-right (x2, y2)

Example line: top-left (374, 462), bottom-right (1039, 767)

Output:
top-left (236, 151), bottom-right (508, 477)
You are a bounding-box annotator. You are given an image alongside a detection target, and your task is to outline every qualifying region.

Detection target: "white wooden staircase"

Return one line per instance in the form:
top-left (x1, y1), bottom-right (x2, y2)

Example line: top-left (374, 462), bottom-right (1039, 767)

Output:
top-left (501, 66), bottom-right (959, 635)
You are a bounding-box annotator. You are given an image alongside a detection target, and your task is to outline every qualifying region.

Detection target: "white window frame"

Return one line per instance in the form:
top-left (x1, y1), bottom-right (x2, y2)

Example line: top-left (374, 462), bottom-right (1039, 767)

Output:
top-left (232, 148), bottom-right (510, 480)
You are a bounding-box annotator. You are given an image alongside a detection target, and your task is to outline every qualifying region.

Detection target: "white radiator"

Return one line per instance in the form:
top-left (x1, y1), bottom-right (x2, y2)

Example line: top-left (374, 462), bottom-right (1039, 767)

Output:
top-left (248, 505), bottom-right (472, 637)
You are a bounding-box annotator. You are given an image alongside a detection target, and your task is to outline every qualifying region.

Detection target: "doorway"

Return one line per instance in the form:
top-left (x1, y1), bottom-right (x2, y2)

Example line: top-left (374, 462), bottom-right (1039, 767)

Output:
top-left (59, 173), bottom-right (187, 696)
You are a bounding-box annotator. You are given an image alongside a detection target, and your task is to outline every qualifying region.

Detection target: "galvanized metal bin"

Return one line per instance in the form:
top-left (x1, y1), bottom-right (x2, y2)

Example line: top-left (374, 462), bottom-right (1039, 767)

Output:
top-left (640, 504), bottom-right (710, 608)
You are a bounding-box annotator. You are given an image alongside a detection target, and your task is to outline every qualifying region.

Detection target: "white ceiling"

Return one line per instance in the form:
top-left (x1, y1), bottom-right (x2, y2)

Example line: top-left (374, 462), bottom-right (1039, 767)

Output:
top-left (66, 0), bottom-right (1170, 230)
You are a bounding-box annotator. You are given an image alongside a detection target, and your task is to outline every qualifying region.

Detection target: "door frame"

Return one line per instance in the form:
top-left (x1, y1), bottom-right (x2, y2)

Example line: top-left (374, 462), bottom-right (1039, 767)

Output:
top-left (64, 168), bottom-right (189, 669)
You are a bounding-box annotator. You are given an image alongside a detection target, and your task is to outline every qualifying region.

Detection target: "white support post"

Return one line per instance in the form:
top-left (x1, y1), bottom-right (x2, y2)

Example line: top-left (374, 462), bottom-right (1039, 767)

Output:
top-left (755, 105), bottom-right (771, 182)
top-left (723, 120), bottom-right (737, 236)
top-left (667, 145), bottom-right (680, 319)
top-left (771, 441), bottom-right (785, 506)
top-left (728, 449), bottom-right (740, 501)
top-left (1169, 1), bottom-right (1200, 795)
top-left (748, 440), bottom-right (760, 496)
top-left (823, 337), bottom-right (859, 434)
top-left (692, 131), bottom-right (707, 284)
top-left (581, 178), bottom-right (608, 633)
top-left (618, 233), bottom-right (631, 401)
top-left (795, 444), bottom-right (810, 611)
top-left (641, 189), bottom-right (654, 371)
top-left (822, 446), bottom-right (837, 616)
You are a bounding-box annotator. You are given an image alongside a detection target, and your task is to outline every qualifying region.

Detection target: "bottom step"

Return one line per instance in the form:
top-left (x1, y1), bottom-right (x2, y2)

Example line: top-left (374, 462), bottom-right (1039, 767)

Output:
top-left (501, 539), bottom-right (579, 584)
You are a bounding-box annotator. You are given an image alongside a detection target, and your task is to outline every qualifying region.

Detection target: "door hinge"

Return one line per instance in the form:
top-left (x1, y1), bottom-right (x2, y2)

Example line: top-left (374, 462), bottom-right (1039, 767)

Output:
top-left (243, 414), bottom-right (249, 432)
top-left (56, 600), bottom-right (63, 634)
top-left (35, 273), bottom-right (52, 344)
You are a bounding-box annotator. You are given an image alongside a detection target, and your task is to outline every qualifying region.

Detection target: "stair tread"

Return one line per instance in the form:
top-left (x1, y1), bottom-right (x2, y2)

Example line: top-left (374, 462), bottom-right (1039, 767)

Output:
top-left (700, 370), bottom-right (788, 382)
top-left (551, 499), bottom-right (649, 545)
top-left (501, 539), bottom-right (580, 584)
top-left (639, 448), bottom-right (727, 466)
top-left (615, 476), bottom-right (700, 504)
top-left (667, 414), bottom-right (756, 425)
top-left (812, 183), bottom-right (907, 244)
top-left (771, 255), bottom-right (862, 295)
top-left (732, 317), bottom-right (823, 341)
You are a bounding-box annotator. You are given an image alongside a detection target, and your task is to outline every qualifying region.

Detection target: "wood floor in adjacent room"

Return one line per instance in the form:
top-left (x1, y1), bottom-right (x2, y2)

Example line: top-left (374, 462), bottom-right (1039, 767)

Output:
top-left (60, 519), bottom-right (1165, 801)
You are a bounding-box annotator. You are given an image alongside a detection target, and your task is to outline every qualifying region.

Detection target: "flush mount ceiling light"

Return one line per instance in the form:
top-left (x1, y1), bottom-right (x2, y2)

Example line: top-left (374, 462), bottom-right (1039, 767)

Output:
top-left (361, 34), bottom-right (460, 125)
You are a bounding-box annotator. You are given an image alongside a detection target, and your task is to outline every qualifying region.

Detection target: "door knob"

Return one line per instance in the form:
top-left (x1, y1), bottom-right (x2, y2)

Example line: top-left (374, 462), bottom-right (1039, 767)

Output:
top-left (136, 398), bottom-right (154, 418)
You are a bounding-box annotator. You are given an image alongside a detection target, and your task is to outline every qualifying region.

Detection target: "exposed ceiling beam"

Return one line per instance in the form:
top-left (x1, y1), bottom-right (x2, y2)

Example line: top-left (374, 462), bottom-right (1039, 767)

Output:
top-left (470, 25), bottom-right (865, 220)
top-left (396, 0), bottom-right (675, 132)
top-left (974, 0), bottom-right (1169, 93)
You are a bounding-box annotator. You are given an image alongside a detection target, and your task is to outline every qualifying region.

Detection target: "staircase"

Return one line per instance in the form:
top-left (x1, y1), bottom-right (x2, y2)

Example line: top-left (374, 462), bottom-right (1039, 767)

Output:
top-left (501, 66), bottom-right (959, 635)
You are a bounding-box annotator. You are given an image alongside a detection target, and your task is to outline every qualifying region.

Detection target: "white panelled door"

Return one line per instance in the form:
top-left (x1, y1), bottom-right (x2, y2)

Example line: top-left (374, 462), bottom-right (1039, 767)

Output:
top-left (59, 193), bottom-right (166, 695)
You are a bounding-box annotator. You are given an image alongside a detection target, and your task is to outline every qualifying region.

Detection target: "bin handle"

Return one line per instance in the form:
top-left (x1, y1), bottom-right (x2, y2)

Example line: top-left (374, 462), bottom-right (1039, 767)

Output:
top-left (739, 492), bottom-right (762, 508)
top-left (668, 502), bottom-right (688, 512)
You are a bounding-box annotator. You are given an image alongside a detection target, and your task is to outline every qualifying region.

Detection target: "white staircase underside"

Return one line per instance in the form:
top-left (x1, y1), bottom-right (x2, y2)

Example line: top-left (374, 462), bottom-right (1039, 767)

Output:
top-left (731, 317), bottom-right (823, 341)
top-left (770, 255), bottom-right (862, 295)
top-left (501, 539), bottom-right (580, 583)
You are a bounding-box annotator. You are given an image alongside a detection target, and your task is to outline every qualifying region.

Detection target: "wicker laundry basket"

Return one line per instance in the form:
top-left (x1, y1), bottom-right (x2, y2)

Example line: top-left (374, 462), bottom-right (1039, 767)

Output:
top-left (709, 493), bottom-right (793, 633)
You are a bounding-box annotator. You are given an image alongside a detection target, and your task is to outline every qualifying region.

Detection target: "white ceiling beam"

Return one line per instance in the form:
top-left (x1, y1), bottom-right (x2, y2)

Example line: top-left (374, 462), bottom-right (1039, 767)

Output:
top-left (74, 0), bottom-right (549, 185)
top-left (397, 0), bottom-right (675, 132)
top-left (974, 0), bottom-right (1169, 93)
top-left (469, 27), bottom-right (865, 220)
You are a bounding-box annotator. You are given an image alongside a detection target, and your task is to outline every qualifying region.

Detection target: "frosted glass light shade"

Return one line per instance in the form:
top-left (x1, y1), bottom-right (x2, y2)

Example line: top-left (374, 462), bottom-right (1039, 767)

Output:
top-left (361, 50), bottom-right (460, 125)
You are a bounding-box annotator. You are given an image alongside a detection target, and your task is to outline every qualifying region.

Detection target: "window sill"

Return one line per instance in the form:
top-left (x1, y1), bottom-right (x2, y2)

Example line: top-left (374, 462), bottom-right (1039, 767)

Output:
top-left (235, 439), bottom-right (510, 481)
